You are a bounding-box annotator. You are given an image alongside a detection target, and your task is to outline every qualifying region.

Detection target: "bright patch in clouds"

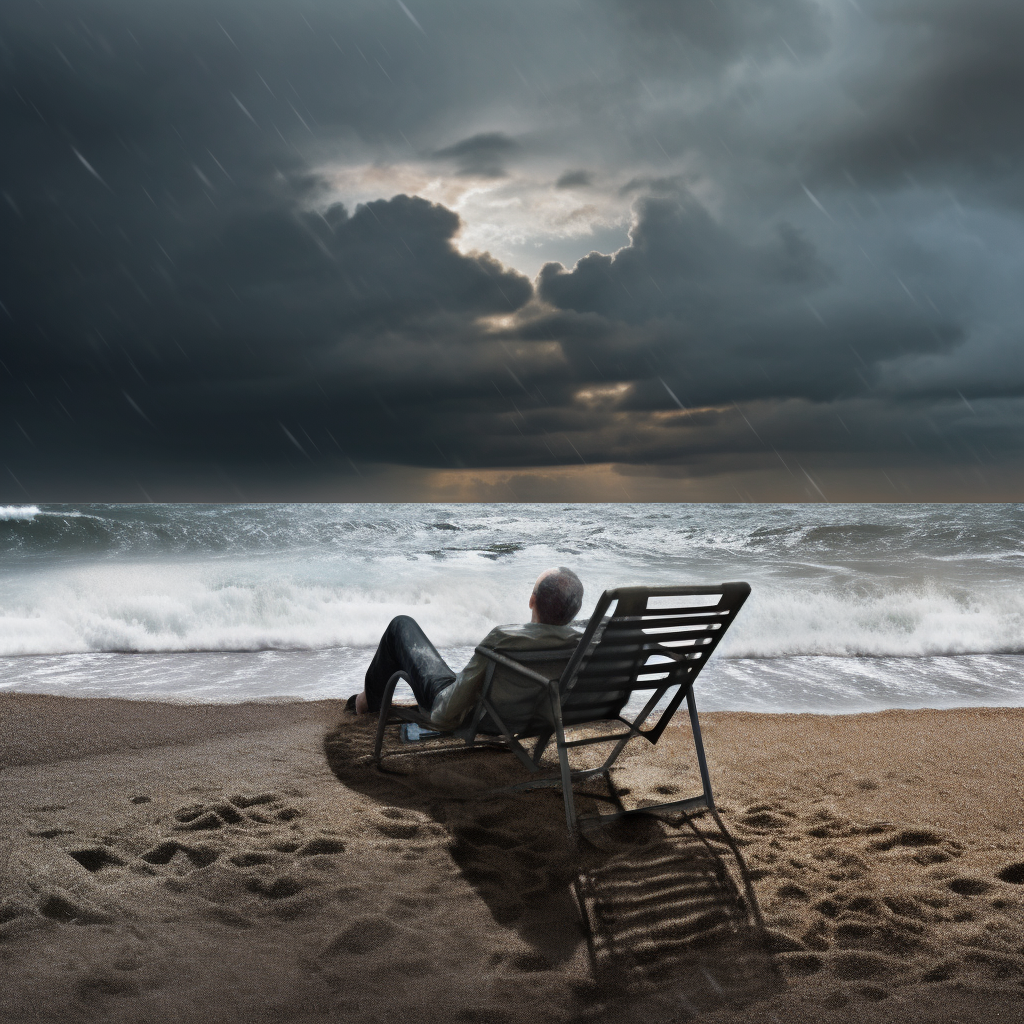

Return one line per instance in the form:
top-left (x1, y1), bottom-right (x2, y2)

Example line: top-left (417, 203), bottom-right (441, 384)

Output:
top-left (320, 161), bottom-right (630, 275)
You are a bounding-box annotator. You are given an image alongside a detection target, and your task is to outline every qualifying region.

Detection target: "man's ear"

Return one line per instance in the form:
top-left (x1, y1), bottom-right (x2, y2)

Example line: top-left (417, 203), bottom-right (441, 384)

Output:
top-left (528, 592), bottom-right (536, 609)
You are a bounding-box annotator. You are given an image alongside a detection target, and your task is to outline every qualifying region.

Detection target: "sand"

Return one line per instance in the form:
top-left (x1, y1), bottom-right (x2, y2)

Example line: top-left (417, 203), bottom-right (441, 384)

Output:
top-left (2, 694), bottom-right (1023, 1023)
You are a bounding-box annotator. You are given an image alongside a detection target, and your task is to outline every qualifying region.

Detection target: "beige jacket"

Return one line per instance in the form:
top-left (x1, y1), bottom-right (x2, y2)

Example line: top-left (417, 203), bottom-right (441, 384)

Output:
top-left (428, 622), bottom-right (581, 730)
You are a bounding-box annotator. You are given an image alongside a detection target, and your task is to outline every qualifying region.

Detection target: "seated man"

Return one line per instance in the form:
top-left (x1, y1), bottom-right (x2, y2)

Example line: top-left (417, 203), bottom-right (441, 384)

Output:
top-left (352, 567), bottom-right (584, 730)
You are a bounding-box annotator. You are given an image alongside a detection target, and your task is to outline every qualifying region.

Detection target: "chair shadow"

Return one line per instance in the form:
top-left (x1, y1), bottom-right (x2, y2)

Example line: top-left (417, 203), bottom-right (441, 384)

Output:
top-left (573, 812), bottom-right (784, 1021)
top-left (323, 714), bottom-right (784, 1021)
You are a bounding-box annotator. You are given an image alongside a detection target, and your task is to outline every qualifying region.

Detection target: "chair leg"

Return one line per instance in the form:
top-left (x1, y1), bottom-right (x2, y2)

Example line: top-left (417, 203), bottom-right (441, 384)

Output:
top-left (685, 683), bottom-right (715, 812)
top-left (549, 684), bottom-right (578, 847)
top-left (480, 698), bottom-right (542, 773)
top-left (531, 729), bottom-right (552, 765)
top-left (372, 671), bottom-right (409, 763)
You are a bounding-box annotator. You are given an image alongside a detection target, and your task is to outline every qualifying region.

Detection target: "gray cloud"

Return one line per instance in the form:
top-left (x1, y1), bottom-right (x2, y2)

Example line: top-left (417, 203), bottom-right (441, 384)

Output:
top-left (432, 132), bottom-right (520, 178)
top-left (613, 0), bottom-right (830, 60)
top-left (806, 1), bottom-right (1024, 199)
top-left (555, 170), bottom-right (593, 189)
top-left (539, 195), bottom-right (834, 323)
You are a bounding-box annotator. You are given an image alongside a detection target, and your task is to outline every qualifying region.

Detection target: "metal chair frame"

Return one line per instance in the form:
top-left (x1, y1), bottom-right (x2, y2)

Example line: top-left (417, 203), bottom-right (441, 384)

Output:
top-left (372, 583), bottom-right (750, 843)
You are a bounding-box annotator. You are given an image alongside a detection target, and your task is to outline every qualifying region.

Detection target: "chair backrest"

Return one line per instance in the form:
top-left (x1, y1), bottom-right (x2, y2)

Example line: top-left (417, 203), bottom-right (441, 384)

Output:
top-left (557, 583), bottom-right (751, 729)
top-left (475, 583), bottom-right (749, 739)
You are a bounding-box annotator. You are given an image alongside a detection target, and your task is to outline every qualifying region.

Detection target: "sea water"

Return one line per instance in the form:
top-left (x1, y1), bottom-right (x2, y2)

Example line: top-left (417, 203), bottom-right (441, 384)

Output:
top-left (1, 503), bottom-right (1022, 714)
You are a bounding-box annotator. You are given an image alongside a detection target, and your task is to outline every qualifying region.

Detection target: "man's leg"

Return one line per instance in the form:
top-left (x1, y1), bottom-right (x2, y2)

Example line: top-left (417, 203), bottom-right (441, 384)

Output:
top-left (361, 615), bottom-right (456, 714)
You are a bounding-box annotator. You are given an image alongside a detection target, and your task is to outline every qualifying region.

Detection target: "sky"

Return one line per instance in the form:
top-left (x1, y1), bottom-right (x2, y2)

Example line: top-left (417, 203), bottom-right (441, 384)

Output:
top-left (2, 0), bottom-right (1023, 501)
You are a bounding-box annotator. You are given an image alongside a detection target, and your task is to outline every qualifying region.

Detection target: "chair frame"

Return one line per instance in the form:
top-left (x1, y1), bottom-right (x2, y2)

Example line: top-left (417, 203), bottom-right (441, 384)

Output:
top-left (372, 583), bottom-right (750, 843)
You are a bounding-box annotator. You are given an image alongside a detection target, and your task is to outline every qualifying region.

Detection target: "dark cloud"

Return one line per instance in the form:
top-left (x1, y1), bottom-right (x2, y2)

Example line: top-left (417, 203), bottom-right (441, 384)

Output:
top-left (803, 1), bottom-right (1024, 201)
top-left (431, 132), bottom-right (520, 178)
top-left (614, 0), bottom-right (829, 60)
top-left (539, 195), bottom-right (833, 323)
top-left (1, 0), bottom-right (1024, 499)
top-left (0, 162), bottom-right (536, 480)
top-left (555, 170), bottom-right (593, 189)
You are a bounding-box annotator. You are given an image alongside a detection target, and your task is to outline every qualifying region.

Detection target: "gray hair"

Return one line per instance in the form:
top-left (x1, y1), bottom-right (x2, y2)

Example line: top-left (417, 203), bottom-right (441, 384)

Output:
top-left (533, 567), bottom-right (584, 626)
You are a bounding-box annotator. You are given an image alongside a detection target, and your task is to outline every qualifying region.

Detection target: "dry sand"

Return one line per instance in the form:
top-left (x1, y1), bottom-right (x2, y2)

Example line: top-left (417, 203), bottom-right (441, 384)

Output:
top-left (1, 694), bottom-right (1023, 1023)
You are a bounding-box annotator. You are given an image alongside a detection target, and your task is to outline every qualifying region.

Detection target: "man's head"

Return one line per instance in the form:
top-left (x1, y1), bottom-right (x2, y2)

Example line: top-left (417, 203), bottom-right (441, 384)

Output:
top-left (529, 567), bottom-right (584, 626)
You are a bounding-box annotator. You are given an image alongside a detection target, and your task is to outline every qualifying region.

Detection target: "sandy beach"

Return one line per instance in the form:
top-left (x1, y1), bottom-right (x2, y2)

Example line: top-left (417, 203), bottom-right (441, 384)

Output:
top-left (2, 695), bottom-right (1023, 1023)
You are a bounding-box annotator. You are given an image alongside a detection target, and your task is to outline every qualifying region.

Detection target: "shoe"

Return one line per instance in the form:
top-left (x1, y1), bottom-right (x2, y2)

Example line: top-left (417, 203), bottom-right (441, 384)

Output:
top-left (345, 694), bottom-right (358, 714)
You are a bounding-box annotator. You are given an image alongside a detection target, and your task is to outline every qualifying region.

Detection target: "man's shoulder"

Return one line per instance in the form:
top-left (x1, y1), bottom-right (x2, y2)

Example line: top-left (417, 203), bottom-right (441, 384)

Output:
top-left (480, 622), bottom-right (581, 650)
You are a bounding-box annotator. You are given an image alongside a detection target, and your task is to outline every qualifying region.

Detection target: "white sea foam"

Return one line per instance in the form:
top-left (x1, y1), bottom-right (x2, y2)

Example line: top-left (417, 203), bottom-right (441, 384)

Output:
top-left (1, 561), bottom-right (1022, 659)
top-left (0, 505), bottom-right (40, 521)
top-left (0, 562), bottom-right (519, 655)
top-left (722, 585), bottom-right (1024, 659)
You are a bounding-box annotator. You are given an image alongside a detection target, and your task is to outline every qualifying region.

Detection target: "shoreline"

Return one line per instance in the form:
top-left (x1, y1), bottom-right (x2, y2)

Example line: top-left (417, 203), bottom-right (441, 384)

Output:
top-left (2, 697), bottom-right (1023, 1022)
top-left (6, 649), bottom-right (1024, 720)
top-left (3, 691), bottom-right (1024, 769)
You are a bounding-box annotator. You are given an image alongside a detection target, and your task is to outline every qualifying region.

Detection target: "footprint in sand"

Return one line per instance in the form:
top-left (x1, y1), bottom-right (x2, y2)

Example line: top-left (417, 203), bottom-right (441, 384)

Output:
top-left (36, 890), bottom-right (113, 925)
top-left (945, 876), bottom-right (991, 896)
top-left (828, 949), bottom-right (901, 981)
top-left (776, 883), bottom-right (810, 901)
top-left (27, 826), bottom-right (75, 839)
top-left (0, 898), bottom-right (35, 926)
top-left (805, 810), bottom-right (855, 840)
top-left (736, 804), bottom-right (794, 832)
top-left (822, 849), bottom-right (869, 883)
top-left (296, 836), bottom-right (346, 857)
top-left (171, 792), bottom-right (301, 831)
top-left (372, 807), bottom-right (425, 840)
top-left (324, 914), bottom-right (398, 955)
top-left (66, 847), bottom-right (126, 873)
top-left (230, 852), bottom-right (274, 868)
top-left (868, 828), bottom-right (963, 866)
top-left (320, 914), bottom-right (434, 981)
top-left (832, 916), bottom-right (926, 958)
top-left (228, 791), bottom-right (280, 820)
top-left (140, 840), bottom-right (220, 870)
top-left (923, 948), bottom-right (1024, 984)
top-left (244, 875), bottom-right (306, 900)
top-left (996, 863), bottom-right (1024, 885)
top-left (801, 887), bottom-right (935, 961)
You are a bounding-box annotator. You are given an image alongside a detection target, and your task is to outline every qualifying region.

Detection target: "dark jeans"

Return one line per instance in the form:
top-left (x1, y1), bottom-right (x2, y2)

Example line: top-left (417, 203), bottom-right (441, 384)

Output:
top-left (364, 615), bottom-right (456, 713)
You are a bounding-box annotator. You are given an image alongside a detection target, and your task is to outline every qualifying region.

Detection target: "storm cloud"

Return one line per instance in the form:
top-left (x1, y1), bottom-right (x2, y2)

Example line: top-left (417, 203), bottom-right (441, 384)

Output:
top-left (2, 0), bottom-right (1023, 499)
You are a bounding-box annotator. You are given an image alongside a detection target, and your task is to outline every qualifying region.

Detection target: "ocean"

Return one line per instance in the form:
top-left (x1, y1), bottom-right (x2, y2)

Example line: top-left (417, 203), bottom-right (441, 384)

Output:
top-left (2, 503), bottom-right (1022, 714)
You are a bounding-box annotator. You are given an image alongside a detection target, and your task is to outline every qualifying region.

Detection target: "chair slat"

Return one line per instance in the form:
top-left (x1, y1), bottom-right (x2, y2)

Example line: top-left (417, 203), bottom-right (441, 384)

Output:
top-left (608, 626), bottom-right (724, 641)
top-left (604, 611), bottom-right (730, 627)
top-left (569, 678), bottom-right (650, 693)
top-left (573, 665), bottom-right (642, 681)
top-left (562, 700), bottom-right (627, 713)
top-left (574, 674), bottom-right (641, 688)
top-left (578, 658), bottom-right (644, 673)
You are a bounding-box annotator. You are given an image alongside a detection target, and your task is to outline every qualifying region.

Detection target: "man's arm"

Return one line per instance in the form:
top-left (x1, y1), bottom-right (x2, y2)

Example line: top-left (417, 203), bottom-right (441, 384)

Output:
top-left (427, 629), bottom-right (503, 730)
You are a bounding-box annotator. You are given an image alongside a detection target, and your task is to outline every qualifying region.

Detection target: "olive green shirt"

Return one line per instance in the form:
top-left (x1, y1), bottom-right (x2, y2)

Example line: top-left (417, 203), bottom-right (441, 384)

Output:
top-left (428, 622), bottom-right (581, 730)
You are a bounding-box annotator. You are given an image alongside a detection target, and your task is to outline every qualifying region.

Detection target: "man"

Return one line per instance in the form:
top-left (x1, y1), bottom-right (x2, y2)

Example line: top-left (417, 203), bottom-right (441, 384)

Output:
top-left (351, 567), bottom-right (583, 730)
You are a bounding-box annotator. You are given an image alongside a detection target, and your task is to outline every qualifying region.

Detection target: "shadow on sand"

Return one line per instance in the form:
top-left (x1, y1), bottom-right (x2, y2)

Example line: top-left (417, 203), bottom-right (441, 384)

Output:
top-left (324, 713), bottom-right (785, 1021)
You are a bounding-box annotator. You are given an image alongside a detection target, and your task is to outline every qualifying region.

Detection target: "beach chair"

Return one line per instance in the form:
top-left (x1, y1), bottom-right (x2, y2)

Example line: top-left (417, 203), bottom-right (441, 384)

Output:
top-left (372, 583), bottom-right (750, 842)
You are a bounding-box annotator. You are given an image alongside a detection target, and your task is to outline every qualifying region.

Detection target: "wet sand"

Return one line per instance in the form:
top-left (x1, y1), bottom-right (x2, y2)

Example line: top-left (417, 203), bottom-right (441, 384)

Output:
top-left (2, 694), bottom-right (1023, 1022)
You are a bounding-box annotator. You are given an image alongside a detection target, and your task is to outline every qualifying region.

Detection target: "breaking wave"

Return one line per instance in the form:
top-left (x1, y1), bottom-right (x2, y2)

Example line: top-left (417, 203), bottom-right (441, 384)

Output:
top-left (0, 505), bottom-right (41, 521)
top-left (2, 503), bottom-right (1023, 669)
top-left (1, 566), bottom-right (1022, 660)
